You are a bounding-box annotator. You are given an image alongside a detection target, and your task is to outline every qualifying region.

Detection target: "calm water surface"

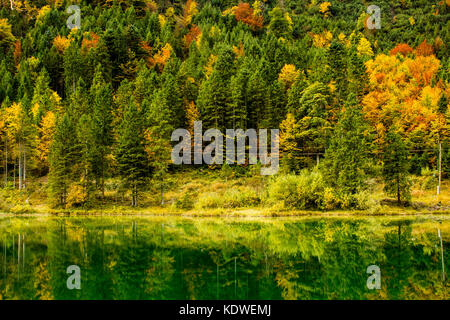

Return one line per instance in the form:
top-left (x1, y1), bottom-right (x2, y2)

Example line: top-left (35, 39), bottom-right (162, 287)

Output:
top-left (0, 215), bottom-right (448, 300)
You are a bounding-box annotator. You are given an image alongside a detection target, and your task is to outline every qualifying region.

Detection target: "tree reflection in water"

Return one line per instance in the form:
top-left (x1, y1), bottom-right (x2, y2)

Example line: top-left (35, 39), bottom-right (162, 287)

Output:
top-left (0, 216), bottom-right (448, 300)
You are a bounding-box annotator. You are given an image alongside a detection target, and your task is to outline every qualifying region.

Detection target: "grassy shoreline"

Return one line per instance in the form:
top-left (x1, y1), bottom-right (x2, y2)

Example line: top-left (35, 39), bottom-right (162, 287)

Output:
top-left (2, 204), bottom-right (450, 217)
top-left (1, 171), bottom-right (449, 217)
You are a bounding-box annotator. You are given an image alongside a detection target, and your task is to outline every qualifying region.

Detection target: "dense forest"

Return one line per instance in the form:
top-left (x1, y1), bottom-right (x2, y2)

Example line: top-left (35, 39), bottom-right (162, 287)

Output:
top-left (0, 0), bottom-right (449, 211)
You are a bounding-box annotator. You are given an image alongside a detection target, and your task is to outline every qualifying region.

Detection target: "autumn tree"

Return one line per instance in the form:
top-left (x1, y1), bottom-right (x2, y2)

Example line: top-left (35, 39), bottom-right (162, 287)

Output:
top-left (234, 2), bottom-right (263, 31)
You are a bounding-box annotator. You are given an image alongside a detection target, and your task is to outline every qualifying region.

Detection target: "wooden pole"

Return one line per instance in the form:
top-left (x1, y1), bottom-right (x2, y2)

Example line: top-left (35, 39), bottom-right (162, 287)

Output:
top-left (4, 137), bottom-right (7, 187)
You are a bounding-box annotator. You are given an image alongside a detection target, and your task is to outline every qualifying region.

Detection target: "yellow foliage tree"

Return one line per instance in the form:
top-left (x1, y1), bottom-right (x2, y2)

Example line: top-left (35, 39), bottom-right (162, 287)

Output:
top-left (357, 37), bottom-right (374, 57)
top-left (53, 35), bottom-right (71, 54)
top-left (310, 30), bottom-right (333, 48)
top-left (153, 43), bottom-right (173, 71)
top-left (319, 2), bottom-right (332, 18)
top-left (363, 53), bottom-right (445, 150)
top-left (36, 111), bottom-right (56, 166)
top-left (278, 64), bottom-right (300, 89)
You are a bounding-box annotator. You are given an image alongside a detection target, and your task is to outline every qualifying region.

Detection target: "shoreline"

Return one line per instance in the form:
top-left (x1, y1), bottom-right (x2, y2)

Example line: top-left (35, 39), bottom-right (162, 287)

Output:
top-left (2, 205), bottom-right (450, 218)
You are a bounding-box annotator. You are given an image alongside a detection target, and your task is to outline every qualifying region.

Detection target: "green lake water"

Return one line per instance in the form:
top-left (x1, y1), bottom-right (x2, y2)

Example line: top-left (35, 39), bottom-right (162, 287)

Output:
top-left (0, 215), bottom-right (448, 300)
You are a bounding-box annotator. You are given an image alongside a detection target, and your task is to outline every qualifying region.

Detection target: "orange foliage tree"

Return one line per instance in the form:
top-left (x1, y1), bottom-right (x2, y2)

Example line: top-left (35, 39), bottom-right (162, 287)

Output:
top-left (183, 25), bottom-right (201, 48)
top-left (389, 43), bottom-right (413, 57)
top-left (415, 39), bottom-right (434, 56)
top-left (234, 2), bottom-right (263, 31)
top-left (363, 54), bottom-right (445, 152)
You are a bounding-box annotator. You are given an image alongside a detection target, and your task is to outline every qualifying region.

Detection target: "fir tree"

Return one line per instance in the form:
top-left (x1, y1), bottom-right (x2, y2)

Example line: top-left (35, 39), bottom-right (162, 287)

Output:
top-left (49, 114), bottom-right (80, 206)
top-left (323, 94), bottom-right (372, 195)
top-left (116, 102), bottom-right (148, 207)
top-left (382, 127), bottom-right (412, 204)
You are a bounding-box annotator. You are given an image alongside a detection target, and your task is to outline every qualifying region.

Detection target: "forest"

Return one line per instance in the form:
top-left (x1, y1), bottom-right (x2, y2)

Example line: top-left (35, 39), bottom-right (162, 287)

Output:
top-left (0, 0), bottom-right (449, 213)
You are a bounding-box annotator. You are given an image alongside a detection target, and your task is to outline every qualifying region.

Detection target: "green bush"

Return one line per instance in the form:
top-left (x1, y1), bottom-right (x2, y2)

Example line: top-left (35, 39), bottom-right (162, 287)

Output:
top-left (195, 192), bottom-right (224, 209)
top-left (266, 169), bottom-right (326, 209)
top-left (419, 167), bottom-right (438, 190)
top-left (174, 193), bottom-right (195, 210)
top-left (223, 187), bottom-right (260, 208)
top-left (195, 186), bottom-right (260, 209)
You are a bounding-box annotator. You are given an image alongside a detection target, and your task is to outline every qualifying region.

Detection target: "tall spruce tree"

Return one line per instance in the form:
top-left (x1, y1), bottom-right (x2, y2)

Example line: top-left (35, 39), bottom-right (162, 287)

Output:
top-left (323, 94), bottom-right (372, 195)
top-left (116, 101), bottom-right (148, 207)
top-left (49, 114), bottom-right (80, 206)
top-left (91, 66), bottom-right (114, 198)
top-left (382, 127), bottom-right (412, 204)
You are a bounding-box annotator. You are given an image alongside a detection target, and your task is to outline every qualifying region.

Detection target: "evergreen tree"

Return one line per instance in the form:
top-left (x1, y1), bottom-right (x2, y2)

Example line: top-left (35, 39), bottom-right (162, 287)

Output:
top-left (197, 46), bottom-right (235, 130)
top-left (382, 126), bottom-right (412, 204)
top-left (90, 66), bottom-right (114, 197)
top-left (116, 102), bottom-right (148, 207)
top-left (323, 94), bottom-right (372, 195)
top-left (49, 114), bottom-right (80, 206)
top-left (328, 41), bottom-right (348, 104)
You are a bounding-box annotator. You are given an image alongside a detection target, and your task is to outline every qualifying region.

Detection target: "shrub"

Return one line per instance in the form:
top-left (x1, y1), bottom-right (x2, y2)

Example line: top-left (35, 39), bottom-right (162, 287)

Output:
top-left (174, 193), bottom-right (194, 210)
top-left (195, 192), bottom-right (224, 209)
top-left (266, 169), bottom-right (325, 209)
top-left (223, 187), bottom-right (260, 208)
top-left (419, 167), bottom-right (438, 190)
top-left (66, 184), bottom-right (87, 208)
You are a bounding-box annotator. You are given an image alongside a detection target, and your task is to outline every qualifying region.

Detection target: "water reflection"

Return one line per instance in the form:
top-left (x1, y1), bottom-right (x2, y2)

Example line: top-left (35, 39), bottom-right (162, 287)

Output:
top-left (0, 216), bottom-right (448, 300)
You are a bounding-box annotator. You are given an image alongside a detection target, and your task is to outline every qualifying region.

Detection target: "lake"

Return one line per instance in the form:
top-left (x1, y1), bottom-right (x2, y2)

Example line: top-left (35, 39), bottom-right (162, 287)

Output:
top-left (0, 215), bottom-right (448, 300)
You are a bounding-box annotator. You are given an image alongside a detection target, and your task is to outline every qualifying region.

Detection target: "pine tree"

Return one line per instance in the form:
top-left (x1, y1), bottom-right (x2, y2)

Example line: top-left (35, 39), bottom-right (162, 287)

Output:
top-left (49, 114), bottom-right (80, 206)
top-left (328, 40), bottom-right (348, 104)
top-left (382, 127), bottom-right (412, 204)
top-left (116, 102), bottom-right (148, 207)
top-left (348, 48), bottom-right (369, 101)
top-left (77, 114), bottom-right (97, 205)
top-left (197, 45), bottom-right (235, 130)
top-left (323, 94), bottom-right (372, 195)
top-left (145, 94), bottom-right (174, 205)
top-left (90, 66), bottom-right (114, 197)
top-left (229, 63), bottom-right (250, 130)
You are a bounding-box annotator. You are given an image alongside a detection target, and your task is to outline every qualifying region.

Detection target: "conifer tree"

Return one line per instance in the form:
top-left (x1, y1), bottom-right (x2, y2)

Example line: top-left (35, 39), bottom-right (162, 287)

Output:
top-left (323, 94), bottom-right (372, 195)
top-left (327, 40), bottom-right (348, 104)
top-left (382, 126), bottom-right (412, 204)
top-left (116, 102), bottom-right (148, 207)
top-left (90, 66), bottom-right (114, 197)
top-left (49, 114), bottom-right (80, 206)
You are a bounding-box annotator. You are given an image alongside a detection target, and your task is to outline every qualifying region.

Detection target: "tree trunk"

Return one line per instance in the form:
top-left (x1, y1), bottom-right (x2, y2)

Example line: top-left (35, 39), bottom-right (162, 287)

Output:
top-left (101, 151), bottom-right (105, 199)
top-left (18, 143), bottom-right (22, 190)
top-left (4, 137), bottom-right (7, 187)
top-left (23, 150), bottom-right (26, 189)
top-left (13, 157), bottom-right (16, 188)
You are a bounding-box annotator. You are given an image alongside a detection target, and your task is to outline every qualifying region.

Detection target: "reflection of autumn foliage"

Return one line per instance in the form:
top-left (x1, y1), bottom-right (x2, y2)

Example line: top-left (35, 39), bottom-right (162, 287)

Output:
top-left (234, 3), bottom-right (263, 31)
top-left (390, 43), bottom-right (413, 57)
